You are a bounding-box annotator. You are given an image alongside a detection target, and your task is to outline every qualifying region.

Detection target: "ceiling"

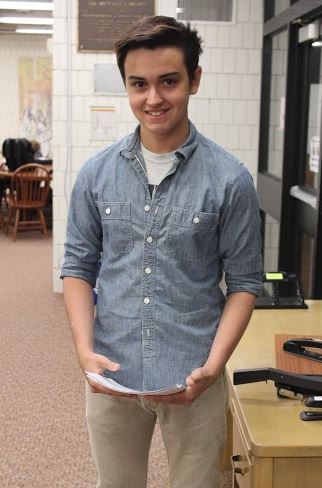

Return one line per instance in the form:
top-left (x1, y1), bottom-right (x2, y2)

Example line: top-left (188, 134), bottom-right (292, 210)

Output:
top-left (0, 0), bottom-right (53, 35)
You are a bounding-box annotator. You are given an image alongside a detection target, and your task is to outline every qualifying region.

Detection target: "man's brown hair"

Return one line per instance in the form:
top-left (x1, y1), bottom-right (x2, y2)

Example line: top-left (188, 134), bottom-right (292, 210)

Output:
top-left (114, 16), bottom-right (203, 83)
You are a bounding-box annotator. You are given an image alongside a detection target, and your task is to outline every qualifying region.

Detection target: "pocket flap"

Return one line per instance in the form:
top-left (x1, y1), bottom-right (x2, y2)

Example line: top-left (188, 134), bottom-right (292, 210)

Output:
top-left (97, 201), bottom-right (131, 220)
top-left (171, 207), bottom-right (219, 229)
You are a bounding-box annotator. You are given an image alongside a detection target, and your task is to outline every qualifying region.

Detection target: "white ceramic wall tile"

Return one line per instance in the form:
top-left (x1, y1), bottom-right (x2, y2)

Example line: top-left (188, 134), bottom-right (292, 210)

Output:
top-left (229, 24), bottom-right (244, 48)
top-left (53, 69), bottom-right (67, 96)
top-left (54, 43), bottom-right (68, 70)
top-left (248, 49), bottom-right (262, 74)
top-left (53, 0), bottom-right (67, 19)
top-left (209, 99), bottom-right (222, 124)
top-left (241, 75), bottom-right (255, 100)
top-left (237, 0), bottom-right (251, 23)
top-left (229, 75), bottom-right (243, 100)
top-left (54, 219), bottom-right (67, 245)
top-left (235, 49), bottom-right (249, 74)
top-left (246, 100), bottom-right (260, 125)
top-left (53, 268), bottom-right (63, 293)
top-left (216, 74), bottom-right (230, 99)
top-left (203, 25), bottom-right (218, 48)
top-left (214, 125), bottom-right (228, 148)
top-left (227, 125), bottom-right (240, 150)
top-left (234, 100), bottom-right (247, 125)
top-left (210, 48), bottom-right (224, 73)
top-left (250, 0), bottom-right (264, 23)
top-left (221, 100), bottom-right (235, 125)
top-left (239, 126), bottom-right (253, 149)
top-left (200, 49), bottom-right (211, 73)
top-left (216, 26), bottom-right (231, 48)
top-left (223, 49), bottom-right (236, 74)
top-left (242, 23), bottom-right (256, 48)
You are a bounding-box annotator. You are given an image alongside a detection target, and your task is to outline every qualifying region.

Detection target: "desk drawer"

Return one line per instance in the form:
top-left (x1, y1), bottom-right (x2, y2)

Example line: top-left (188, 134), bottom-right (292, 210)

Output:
top-left (232, 405), bottom-right (253, 488)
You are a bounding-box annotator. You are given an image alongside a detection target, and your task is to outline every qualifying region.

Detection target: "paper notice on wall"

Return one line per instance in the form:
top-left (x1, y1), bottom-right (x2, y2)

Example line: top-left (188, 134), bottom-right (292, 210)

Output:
top-left (279, 96), bottom-right (285, 131)
top-left (310, 136), bottom-right (320, 173)
top-left (91, 106), bottom-right (117, 141)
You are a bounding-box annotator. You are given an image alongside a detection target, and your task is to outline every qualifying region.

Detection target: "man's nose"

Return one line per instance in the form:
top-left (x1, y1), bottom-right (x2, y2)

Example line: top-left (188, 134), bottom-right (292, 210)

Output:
top-left (146, 86), bottom-right (163, 105)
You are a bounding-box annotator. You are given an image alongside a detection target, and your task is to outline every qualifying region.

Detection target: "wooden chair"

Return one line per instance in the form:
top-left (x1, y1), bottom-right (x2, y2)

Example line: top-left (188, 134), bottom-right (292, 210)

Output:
top-left (0, 162), bottom-right (9, 231)
top-left (6, 163), bottom-right (51, 240)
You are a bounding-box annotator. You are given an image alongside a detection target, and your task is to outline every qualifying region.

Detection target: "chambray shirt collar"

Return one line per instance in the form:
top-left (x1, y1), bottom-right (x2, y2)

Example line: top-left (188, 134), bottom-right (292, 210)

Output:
top-left (120, 121), bottom-right (199, 163)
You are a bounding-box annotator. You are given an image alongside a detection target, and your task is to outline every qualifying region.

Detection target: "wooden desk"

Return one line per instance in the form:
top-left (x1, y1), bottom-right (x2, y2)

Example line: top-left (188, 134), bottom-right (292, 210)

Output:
top-left (226, 300), bottom-right (322, 487)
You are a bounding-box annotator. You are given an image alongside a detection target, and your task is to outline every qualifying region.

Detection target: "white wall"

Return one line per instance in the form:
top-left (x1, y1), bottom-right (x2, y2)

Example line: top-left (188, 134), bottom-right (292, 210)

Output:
top-left (52, 0), bottom-right (263, 292)
top-left (0, 34), bottom-right (50, 147)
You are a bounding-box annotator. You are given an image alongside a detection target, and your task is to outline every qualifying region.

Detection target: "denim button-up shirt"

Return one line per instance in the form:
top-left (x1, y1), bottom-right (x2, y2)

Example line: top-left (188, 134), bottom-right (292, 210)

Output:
top-left (61, 122), bottom-right (262, 391)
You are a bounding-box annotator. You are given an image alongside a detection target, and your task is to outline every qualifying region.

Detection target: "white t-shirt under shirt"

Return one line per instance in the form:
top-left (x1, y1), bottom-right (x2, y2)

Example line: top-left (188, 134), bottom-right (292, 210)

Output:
top-left (140, 144), bottom-right (175, 197)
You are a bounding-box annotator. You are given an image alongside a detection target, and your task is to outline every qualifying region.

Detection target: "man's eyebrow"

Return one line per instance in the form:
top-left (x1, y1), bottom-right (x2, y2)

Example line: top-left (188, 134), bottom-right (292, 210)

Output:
top-left (127, 72), bottom-right (180, 81)
top-left (159, 72), bottom-right (180, 78)
top-left (128, 75), bottom-right (145, 81)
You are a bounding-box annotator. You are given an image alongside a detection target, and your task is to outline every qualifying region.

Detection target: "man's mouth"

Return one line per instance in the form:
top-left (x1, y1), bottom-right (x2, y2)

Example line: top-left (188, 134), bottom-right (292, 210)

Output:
top-left (145, 109), bottom-right (170, 117)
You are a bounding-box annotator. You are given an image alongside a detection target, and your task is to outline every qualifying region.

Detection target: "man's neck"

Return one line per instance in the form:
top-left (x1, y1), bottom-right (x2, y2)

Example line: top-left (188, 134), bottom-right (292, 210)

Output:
top-left (139, 122), bottom-right (189, 154)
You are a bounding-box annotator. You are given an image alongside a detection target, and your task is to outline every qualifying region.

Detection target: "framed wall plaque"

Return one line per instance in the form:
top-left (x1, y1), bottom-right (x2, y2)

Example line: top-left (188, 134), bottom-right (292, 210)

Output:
top-left (78, 0), bottom-right (155, 52)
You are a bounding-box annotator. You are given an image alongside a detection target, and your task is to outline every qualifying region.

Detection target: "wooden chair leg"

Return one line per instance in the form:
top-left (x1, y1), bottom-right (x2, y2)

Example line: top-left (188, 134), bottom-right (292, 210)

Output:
top-left (38, 209), bottom-right (48, 239)
top-left (6, 206), bottom-right (13, 236)
top-left (13, 208), bottom-right (20, 241)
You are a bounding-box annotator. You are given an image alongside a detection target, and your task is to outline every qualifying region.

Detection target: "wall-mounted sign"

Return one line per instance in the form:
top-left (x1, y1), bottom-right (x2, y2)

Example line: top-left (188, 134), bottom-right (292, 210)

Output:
top-left (90, 106), bottom-right (117, 141)
top-left (94, 64), bottom-right (125, 94)
top-left (310, 135), bottom-right (320, 174)
top-left (78, 0), bottom-right (155, 52)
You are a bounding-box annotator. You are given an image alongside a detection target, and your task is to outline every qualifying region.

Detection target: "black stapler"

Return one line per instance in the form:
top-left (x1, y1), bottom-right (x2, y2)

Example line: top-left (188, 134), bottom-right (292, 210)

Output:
top-left (283, 338), bottom-right (322, 363)
top-left (255, 272), bottom-right (307, 309)
top-left (233, 367), bottom-right (322, 399)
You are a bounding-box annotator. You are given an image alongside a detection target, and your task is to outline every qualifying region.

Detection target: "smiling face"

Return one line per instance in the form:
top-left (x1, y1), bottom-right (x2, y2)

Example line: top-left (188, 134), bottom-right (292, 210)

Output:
top-left (124, 47), bottom-right (201, 153)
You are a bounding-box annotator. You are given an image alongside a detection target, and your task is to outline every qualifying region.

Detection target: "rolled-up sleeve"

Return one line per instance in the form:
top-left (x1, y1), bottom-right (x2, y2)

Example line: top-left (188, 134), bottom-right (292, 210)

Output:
top-left (219, 166), bottom-right (263, 296)
top-left (60, 160), bottom-right (102, 288)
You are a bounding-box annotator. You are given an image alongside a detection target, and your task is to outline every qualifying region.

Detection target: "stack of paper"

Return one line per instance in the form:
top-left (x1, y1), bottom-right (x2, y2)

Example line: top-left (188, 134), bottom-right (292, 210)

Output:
top-left (85, 371), bottom-right (185, 395)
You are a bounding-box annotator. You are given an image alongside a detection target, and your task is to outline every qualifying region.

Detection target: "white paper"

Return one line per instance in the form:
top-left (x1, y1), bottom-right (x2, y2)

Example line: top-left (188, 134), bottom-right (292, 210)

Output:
top-left (85, 372), bottom-right (186, 396)
top-left (309, 136), bottom-right (320, 174)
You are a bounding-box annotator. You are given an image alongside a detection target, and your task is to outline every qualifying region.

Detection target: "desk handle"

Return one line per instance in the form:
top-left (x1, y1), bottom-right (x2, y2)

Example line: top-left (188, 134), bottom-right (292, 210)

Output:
top-left (231, 454), bottom-right (249, 475)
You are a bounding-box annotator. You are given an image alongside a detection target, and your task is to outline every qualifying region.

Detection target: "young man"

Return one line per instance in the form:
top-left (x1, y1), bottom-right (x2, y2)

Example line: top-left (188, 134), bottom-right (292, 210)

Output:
top-left (61, 16), bottom-right (262, 488)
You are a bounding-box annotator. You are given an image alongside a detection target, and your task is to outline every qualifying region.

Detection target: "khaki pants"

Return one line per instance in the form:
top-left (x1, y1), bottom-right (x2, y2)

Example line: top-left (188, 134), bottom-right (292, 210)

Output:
top-left (86, 375), bottom-right (227, 488)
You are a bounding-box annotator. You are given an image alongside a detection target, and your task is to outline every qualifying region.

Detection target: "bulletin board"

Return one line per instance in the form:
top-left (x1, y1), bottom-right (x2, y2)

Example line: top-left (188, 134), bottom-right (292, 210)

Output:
top-left (78, 0), bottom-right (155, 52)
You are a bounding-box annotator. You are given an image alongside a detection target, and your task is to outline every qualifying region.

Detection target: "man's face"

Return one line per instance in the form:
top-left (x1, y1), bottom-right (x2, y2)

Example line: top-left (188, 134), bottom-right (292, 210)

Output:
top-left (124, 46), bottom-right (201, 152)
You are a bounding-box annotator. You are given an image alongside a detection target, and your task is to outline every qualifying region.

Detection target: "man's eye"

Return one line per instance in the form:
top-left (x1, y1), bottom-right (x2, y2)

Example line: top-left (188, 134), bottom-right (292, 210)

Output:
top-left (134, 81), bottom-right (145, 88)
top-left (163, 78), bottom-right (176, 86)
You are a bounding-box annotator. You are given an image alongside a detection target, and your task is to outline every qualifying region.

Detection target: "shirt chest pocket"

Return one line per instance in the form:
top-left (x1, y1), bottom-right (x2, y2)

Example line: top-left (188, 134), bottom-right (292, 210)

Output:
top-left (164, 207), bottom-right (219, 262)
top-left (97, 202), bottom-right (134, 256)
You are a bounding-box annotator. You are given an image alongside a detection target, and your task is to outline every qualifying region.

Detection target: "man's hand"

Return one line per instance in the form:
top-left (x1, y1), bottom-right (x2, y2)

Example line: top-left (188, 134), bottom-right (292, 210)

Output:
top-left (144, 365), bottom-right (221, 406)
top-left (80, 351), bottom-right (135, 398)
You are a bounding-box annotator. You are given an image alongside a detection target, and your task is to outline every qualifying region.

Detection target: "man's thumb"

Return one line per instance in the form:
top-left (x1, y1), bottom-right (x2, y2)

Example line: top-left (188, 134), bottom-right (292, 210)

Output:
top-left (96, 353), bottom-right (120, 372)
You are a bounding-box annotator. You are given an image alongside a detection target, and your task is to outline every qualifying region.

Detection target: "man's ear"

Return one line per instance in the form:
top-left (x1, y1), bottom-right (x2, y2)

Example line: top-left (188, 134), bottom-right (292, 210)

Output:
top-left (190, 66), bottom-right (202, 95)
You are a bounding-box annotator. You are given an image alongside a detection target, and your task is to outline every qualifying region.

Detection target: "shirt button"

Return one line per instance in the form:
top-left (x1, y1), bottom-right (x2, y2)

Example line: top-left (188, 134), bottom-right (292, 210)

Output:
top-left (193, 216), bottom-right (200, 224)
top-left (144, 205), bottom-right (150, 211)
top-left (105, 207), bottom-right (111, 215)
top-left (145, 267), bottom-right (151, 274)
top-left (147, 236), bottom-right (153, 243)
top-left (144, 297), bottom-right (150, 304)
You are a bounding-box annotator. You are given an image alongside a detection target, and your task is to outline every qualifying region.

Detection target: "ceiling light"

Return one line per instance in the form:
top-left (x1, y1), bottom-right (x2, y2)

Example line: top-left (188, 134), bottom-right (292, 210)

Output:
top-left (0, 16), bottom-right (53, 24)
top-left (16, 27), bottom-right (52, 34)
top-left (312, 40), bottom-right (322, 47)
top-left (0, 2), bottom-right (53, 10)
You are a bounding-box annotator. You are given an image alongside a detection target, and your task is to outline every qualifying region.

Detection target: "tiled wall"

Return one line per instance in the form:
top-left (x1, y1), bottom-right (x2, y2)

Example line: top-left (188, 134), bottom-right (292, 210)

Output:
top-left (0, 35), bottom-right (50, 148)
top-left (52, 0), bottom-right (263, 292)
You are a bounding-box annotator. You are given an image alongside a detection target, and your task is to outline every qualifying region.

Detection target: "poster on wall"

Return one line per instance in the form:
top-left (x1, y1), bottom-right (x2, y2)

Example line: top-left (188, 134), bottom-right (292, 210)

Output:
top-left (91, 106), bottom-right (117, 141)
top-left (19, 57), bottom-right (52, 158)
top-left (309, 136), bottom-right (320, 174)
top-left (78, 0), bottom-right (155, 52)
